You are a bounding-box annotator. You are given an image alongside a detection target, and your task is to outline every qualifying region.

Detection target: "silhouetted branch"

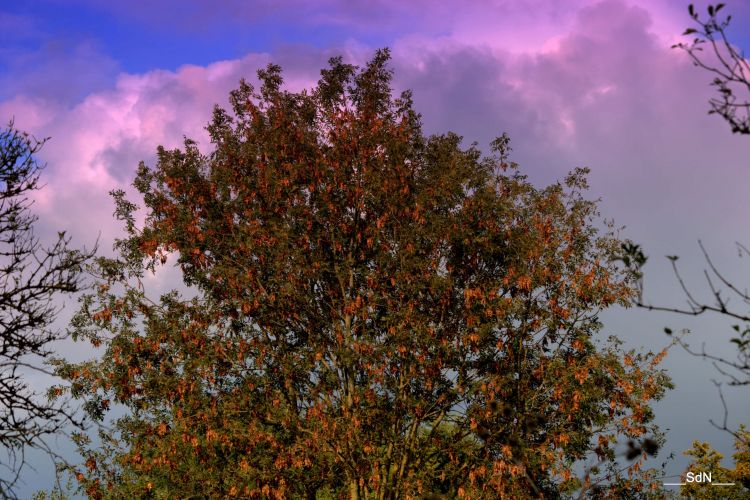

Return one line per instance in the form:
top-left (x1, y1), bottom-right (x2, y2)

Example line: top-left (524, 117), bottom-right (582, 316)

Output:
top-left (708, 381), bottom-right (747, 446)
top-left (674, 4), bottom-right (750, 134)
top-left (0, 121), bottom-right (96, 495)
top-left (617, 238), bottom-right (750, 391)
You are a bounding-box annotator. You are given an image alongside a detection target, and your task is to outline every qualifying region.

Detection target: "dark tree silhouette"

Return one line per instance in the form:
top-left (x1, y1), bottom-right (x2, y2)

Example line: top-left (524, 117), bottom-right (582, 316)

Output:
top-left (0, 121), bottom-right (94, 495)
top-left (622, 4), bottom-right (750, 426)
top-left (625, 4), bottom-right (750, 396)
top-left (618, 6), bottom-right (750, 466)
top-left (622, 240), bottom-right (749, 389)
top-left (673, 3), bottom-right (750, 134)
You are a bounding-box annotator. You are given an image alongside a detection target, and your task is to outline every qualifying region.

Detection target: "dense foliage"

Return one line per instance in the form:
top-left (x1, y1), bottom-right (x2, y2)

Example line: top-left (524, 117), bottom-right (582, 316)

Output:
top-left (680, 426), bottom-right (750, 498)
top-left (55, 51), bottom-right (671, 499)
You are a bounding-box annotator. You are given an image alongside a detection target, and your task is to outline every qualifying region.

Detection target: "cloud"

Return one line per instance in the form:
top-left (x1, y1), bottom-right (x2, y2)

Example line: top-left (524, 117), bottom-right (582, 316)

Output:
top-left (69, 0), bottom-right (688, 54)
top-left (0, 48), bottom-right (348, 254)
top-left (0, 36), bottom-right (120, 104)
top-left (1, 0), bottom-right (744, 286)
top-left (0, 11), bottom-right (43, 41)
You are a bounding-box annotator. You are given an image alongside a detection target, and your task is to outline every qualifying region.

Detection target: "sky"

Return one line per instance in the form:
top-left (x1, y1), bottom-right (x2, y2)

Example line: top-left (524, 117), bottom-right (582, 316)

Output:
top-left (2, 0), bottom-right (750, 495)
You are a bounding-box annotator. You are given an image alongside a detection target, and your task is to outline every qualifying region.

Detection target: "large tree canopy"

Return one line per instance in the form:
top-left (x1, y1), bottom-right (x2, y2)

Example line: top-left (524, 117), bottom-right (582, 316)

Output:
top-left (55, 50), bottom-right (671, 499)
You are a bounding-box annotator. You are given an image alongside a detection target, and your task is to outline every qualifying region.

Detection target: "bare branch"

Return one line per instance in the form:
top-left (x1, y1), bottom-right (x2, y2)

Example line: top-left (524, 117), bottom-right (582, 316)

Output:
top-left (0, 121), bottom-right (96, 494)
top-left (675, 5), bottom-right (750, 133)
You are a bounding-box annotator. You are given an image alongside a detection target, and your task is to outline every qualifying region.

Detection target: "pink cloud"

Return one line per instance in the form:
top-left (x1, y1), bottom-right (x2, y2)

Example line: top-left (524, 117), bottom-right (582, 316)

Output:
top-left (0, 49), bottom-right (340, 254)
top-left (0, 39), bottom-right (120, 104)
top-left (1, 0), bottom-right (744, 262)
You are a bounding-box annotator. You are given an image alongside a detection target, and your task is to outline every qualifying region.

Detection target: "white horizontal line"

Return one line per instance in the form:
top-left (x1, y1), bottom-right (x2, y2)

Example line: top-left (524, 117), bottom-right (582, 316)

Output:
top-left (663, 482), bottom-right (737, 486)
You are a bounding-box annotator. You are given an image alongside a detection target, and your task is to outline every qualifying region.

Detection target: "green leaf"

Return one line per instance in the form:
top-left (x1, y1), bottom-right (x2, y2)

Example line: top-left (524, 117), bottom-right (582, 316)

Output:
top-left (664, 327), bottom-right (673, 335)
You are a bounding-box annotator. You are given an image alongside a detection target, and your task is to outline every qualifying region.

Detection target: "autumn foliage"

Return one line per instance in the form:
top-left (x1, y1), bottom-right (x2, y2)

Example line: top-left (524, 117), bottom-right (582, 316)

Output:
top-left (55, 50), bottom-right (671, 498)
top-left (680, 426), bottom-right (750, 499)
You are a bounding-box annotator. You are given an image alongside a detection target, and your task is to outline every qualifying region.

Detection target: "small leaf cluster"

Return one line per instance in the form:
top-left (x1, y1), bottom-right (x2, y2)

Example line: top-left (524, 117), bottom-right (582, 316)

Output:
top-left (680, 426), bottom-right (750, 499)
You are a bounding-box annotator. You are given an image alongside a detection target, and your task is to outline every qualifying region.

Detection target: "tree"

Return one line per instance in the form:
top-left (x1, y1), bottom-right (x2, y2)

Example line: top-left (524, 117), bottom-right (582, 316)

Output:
top-left (679, 426), bottom-right (750, 498)
top-left (653, 4), bottom-right (750, 387)
top-left (54, 50), bottom-right (671, 499)
top-left (672, 3), bottom-right (750, 134)
top-left (621, 2), bottom-right (750, 407)
top-left (622, 240), bottom-right (749, 391)
top-left (0, 122), bottom-right (93, 496)
top-left (617, 3), bottom-right (750, 482)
